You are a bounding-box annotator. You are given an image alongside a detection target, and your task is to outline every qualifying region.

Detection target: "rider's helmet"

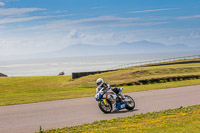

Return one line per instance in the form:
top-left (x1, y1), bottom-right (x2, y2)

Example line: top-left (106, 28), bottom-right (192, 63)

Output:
top-left (96, 78), bottom-right (104, 88)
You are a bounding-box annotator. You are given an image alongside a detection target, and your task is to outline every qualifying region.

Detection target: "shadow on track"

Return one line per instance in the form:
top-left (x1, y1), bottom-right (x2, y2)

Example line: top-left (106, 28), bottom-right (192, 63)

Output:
top-left (110, 109), bottom-right (139, 114)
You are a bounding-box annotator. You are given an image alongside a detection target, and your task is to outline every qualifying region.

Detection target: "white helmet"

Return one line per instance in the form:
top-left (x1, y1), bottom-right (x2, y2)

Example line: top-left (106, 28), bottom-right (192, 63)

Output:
top-left (96, 78), bottom-right (104, 88)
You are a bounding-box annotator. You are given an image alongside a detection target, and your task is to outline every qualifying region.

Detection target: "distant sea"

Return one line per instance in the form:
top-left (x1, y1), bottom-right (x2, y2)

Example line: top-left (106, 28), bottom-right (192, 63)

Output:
top-left (0, 51), bottom-right (199, 77)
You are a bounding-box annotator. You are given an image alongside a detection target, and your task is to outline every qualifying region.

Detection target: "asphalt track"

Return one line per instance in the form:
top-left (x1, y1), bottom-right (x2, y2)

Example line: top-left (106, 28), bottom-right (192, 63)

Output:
top-left (0, 85), bottom-right (200, 133)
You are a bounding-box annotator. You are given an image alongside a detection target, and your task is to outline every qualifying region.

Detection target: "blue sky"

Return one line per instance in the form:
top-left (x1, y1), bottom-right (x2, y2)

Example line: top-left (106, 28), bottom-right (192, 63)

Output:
top-left (0, 0), bottom-right (200, 56)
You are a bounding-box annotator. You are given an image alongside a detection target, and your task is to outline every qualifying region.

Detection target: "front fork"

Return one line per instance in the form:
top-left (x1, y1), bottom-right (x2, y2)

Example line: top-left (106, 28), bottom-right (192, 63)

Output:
top-left (103, 99), bottom-right (116, 112)
top-left (103, 99), bottom-right (107, 105)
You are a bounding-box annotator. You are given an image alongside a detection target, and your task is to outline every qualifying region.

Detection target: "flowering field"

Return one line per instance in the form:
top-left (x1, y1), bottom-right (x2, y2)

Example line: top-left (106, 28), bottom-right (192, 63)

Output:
top-left (43, 105), bottom-right (200, 133)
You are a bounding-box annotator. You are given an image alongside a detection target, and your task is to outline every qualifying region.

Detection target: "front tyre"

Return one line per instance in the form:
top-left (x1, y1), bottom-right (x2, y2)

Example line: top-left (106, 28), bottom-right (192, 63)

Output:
top-left (125, 95), bottom-right (135, 110)
top-left (98, 99), bottom-right (112, 113)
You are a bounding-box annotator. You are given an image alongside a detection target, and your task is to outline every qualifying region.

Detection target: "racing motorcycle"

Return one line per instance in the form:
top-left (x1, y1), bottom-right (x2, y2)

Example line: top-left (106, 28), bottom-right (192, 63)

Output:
top-left (95, 87), bottom-right (135, 113)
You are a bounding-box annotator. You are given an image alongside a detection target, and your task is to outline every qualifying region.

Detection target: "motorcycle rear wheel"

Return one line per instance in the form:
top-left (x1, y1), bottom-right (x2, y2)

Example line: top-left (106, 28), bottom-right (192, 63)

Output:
top-left (125, 95), bottom-right (135, 110)
top-left (98, 99), bottom-right (112, 113)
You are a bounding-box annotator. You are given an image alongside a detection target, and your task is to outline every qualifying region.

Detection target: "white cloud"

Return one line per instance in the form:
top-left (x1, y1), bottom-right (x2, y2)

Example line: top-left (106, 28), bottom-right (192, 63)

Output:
top-left (0, 14), bottom-right (71, 25)
top-left (189, 31), bottom-right (200, 39)
top-left (64, 30), bottom-right (117, 45)
top-left (0, 2), bottom-right (5, 6)
top-left (22, 15), bottom-right (170, 33)
top-left (128, 8), bottom-right (179, 13)
top-left (1, 27), bottom-right (200, 57)
top-left (0, 8), bottom-right (46, 16)
top-left (67, 30), bottom-right (79, 39)
top-left (0, 16), bottom-right (48, 24)
top-left (0, 25), bottom-right (5, 28)
top-left (22, 16), bottom-right (141, 31)
top-left (91, 6), bottom-right (104, 9)
top-left (74, 16), bottom-right (139, 24)
top-left (0, 33), bottom-right (65, 56)
top-left (0, 7), bottom-right (50, 25)
top-left (0, 30), bottom-right (136, 56)
top-left (177, 14), bottom-right (200, 19)
top-left (108, 21), bottom-right (169, 28)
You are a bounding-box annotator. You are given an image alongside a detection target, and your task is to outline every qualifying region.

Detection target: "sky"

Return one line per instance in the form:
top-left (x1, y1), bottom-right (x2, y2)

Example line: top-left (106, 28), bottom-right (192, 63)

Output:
top-left (0, 0), bottom-right (200, 57)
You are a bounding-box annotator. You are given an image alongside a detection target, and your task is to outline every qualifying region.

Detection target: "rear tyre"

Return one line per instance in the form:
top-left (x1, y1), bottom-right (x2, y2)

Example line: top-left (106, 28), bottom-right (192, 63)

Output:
top-left (125, 95), bottom-right (135, 110)
top-left (98, 99), bottom-right (112, 113)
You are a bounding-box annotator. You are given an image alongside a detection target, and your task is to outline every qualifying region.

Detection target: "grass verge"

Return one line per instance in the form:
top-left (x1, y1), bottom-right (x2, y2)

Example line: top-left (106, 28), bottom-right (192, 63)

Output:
top-left (0, 78), bottom-right (200, 106)
top-left (41, 105), bottom-right (200, 133)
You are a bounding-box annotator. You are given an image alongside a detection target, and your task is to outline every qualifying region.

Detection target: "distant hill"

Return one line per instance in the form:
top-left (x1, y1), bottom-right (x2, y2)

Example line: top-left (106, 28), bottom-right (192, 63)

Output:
top-left (2, 40), bottom-right (199, 60)
top-left (49, 40), bottom-right (199, 57)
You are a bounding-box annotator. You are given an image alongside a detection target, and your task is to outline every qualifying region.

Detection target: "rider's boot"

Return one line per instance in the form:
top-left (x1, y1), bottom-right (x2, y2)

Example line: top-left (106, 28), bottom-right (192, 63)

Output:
top-left (118, 93), bottom-right (125, 103)
top-left (119, 93), bottom-right (125, 100)
top-left (117, 87), bottom-right (125, 103)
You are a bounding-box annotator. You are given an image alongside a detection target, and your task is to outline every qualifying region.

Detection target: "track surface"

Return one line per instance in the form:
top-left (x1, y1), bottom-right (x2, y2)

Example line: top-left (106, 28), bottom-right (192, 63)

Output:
top-left (0, 85), bottom-right (200, 133)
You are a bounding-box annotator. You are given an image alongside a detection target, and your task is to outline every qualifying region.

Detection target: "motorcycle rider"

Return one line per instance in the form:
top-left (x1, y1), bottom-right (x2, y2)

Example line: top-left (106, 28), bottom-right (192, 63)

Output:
top-left (96, 78), bottom-right (125, 101)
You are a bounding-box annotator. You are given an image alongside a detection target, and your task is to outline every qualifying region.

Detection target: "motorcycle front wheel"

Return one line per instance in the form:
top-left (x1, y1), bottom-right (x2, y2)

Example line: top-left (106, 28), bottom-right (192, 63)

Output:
top-left (125, 95), bottom-right (135, 110)
top-left (98, 99), bottom-right (112, 113)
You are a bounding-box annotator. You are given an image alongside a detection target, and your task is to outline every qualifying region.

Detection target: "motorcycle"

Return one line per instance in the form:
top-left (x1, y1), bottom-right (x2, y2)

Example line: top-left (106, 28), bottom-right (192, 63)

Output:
top-left (95, 87), bottom-right (135, 113)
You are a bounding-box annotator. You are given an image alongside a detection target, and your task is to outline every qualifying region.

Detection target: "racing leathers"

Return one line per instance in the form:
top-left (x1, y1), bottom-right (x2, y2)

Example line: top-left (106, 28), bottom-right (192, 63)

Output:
top-left (96, 82), bottom-right (110, 93)
top-left (96, 82), bottom-right (125, 101)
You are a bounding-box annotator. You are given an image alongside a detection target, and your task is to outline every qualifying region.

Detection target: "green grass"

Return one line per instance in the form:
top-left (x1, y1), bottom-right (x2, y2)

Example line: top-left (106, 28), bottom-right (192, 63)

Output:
top-left (42, 105), bottom-right (200, 133)
top-left (0, 59), bottom-right (200, 106)
top-left (60, 62), bottom-right (200, 88)
top-left (0, 78), bottom-right (200, 106)
top-left (141, 58), bottom-right (200, 67)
